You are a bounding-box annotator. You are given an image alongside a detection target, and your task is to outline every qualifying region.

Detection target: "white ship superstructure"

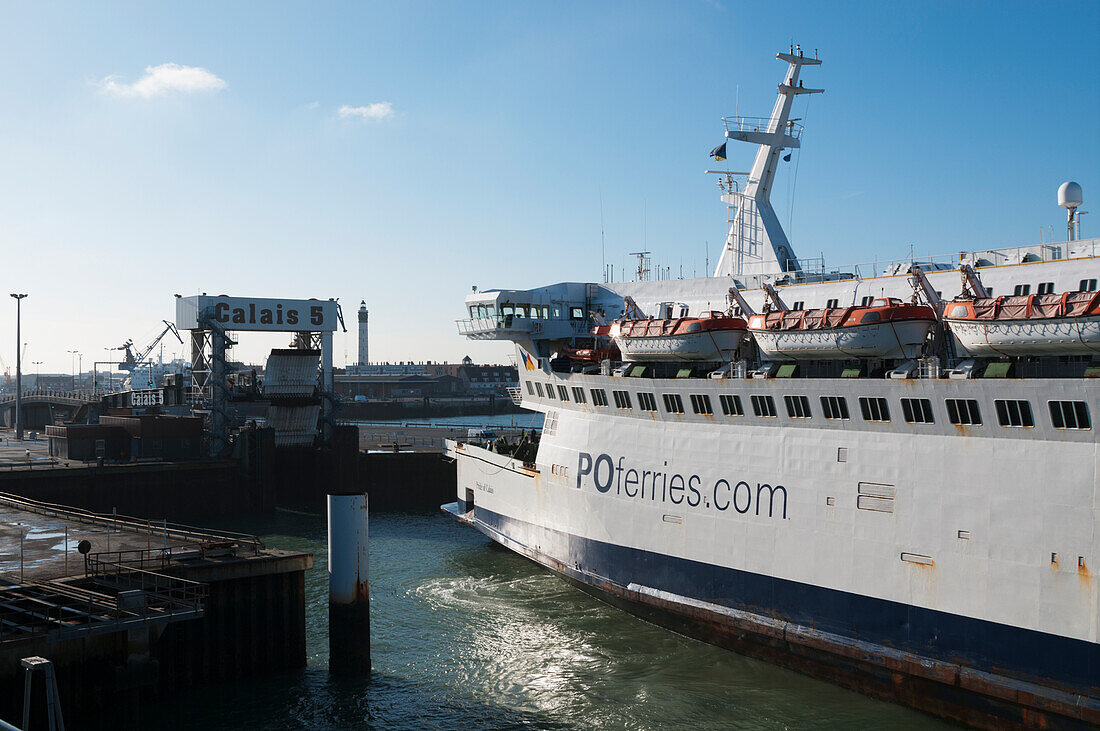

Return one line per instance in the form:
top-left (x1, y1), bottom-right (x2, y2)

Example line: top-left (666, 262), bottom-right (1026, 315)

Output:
top-left (445, 48), bottom-right (1099, 729)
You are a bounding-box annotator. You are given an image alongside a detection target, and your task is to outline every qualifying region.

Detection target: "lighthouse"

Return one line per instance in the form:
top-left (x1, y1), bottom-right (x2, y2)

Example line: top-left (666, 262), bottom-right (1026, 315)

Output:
top-left (357, 301), bottom-right (369, 365)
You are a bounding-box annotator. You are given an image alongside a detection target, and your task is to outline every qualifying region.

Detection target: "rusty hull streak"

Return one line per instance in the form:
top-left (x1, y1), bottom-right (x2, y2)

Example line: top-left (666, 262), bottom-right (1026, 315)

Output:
top-left (447, 507), bottom-right (1100, 730)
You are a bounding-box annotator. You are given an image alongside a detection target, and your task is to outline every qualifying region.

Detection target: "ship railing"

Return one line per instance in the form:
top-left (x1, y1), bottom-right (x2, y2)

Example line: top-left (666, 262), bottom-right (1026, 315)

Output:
top-left (722, 115), bottom-right (804, 140)
top-left (504, 386), bottom-right (523, 406)
top-left (456, 316), bottom-right (536, 335)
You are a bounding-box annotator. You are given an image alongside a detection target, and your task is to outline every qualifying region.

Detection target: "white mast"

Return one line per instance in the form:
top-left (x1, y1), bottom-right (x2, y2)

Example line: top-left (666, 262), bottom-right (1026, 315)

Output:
top-left (713, 47), bottom-right (823, 279)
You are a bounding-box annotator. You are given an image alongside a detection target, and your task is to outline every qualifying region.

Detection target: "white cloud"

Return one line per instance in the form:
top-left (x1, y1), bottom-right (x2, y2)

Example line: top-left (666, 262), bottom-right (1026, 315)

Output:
top-left (100, 63), bottom-right (227, 99)
top-left (338, 102), bottom-right (394, 121)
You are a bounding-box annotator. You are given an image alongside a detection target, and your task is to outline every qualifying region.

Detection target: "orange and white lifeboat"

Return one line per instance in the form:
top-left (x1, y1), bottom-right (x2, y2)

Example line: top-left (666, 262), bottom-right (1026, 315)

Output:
top-left (608, 311), bottom-right (748, 362)
top-left (944, 291), bottom-right (1100, 356)
top-left (746, 298), bottom-right (937, 361)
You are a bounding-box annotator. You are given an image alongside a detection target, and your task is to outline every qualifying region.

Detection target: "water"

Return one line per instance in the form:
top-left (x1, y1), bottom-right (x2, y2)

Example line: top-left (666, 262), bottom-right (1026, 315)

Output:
top-left (107, 509), bottom-right (945, 730)
top-left (353, 412), bottom-right (545, 429)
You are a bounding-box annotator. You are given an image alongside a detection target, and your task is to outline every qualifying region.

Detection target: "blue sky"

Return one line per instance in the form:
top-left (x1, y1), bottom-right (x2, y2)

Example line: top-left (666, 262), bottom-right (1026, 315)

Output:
top-left (0, 1), bottom-right (1096, 372)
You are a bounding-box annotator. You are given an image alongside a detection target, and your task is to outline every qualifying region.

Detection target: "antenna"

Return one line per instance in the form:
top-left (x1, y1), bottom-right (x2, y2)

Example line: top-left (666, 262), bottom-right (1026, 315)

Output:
top-left (599, 190), bottom-right (606, 282)
top-left (629, 251), bottom-right (652, 282)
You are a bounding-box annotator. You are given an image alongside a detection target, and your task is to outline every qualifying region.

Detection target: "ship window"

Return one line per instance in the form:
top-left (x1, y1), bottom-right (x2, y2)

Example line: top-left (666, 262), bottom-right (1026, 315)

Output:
top-left (514, 305), bottom-right (527, 318)
top-left (791, 301), bottom-right (804, 311)
top-left (662, 394), bottom-right (685, 414)
top-left (570, 307), bottom-right (584, 320)
top-left (525, 381), bottom-right (534, 395)
top-left (860, 296), bottom-right (874, 306)
top-left (569, 386), bottom-right (584, 403)
top-left (542, 306), bottom-right (550, 319)
top-left (1079, 279), bottom-right (1098, 292)
top-left (1012, 284), bottom-right (1031, 296)
top-left (690, 394), bottom-right (713, 415)
top-left (946, 398), bottom-right (982, 426)
top-left (720, 394), bottom-right (744, 416)
top-left (826, 299), bottom-right (839, 309)
top-left (612, 390), bottom-right (632, 409)
top-left (751, 395), bottom-right (776, 418)
top-left (1049, 401), bottom-right (1091, 430)
top-left (732, 306), bottom-right (743, 316)
top-left (995, 399), bottom-right (1033, 428)
top-left (901, 398), bottom-right (934, 424)
top-left (820, 396), bottom-right (850, 420)
top-left (859, 397), bottom-right (890, 422)
top-left (1037, 282), bottom-right (1055, 295)
top-left (534, 382), bottom-right (544, 397)
top-left (948, 305), bottom-right (969, 318)
top-left (591, 388), bottom-right (609, 407)
top-left (860, 311), bottom-right (881, 324)
top-left (544, 383), bottom-right (556, 400)
top-left (784, 395), bottom-right (812, 419)
top-left (637, 392), bottom-right (658, 411)
top-left (502, 305), bottom-right (514, 317)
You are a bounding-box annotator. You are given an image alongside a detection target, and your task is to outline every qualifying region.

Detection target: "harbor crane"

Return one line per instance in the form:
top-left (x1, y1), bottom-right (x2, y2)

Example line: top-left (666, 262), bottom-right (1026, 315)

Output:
top-left (115, 320), bottom-right (184, 372)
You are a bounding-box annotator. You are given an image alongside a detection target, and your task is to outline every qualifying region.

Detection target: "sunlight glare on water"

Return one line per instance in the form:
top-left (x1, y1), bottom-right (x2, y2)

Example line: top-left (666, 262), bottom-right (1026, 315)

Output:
top-left (99, 509), bottom-right (946, 730)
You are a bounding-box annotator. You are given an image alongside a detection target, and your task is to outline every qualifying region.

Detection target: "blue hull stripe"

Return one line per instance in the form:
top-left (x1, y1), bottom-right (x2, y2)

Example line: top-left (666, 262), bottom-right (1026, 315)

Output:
top-left (475, 506), bottom-right (1099, 695)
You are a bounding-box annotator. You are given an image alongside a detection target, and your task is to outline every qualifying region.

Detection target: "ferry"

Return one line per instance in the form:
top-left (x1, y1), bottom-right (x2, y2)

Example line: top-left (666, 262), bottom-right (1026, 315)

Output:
top-left (444, 48), bottom-right (1099, 729)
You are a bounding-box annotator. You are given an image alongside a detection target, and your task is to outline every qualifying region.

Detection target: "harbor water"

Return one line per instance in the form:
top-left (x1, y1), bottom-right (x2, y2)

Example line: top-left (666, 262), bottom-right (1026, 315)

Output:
top-left (90, 504), bottom-right (946, 730)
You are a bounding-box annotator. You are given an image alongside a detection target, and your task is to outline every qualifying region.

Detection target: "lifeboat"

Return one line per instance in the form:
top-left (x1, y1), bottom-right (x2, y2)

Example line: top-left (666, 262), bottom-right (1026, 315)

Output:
top-left (746, 298), bottom-right (937, 361)
top-left (609, 311), bottom-right (748, 362)
top-left (944, 291), bottom-right (1100, 356)
top-left (561, 326), bottom-right (621, 362)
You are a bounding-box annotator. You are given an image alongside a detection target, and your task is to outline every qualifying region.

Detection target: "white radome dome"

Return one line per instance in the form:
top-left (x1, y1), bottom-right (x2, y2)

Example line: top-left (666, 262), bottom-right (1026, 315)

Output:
top-left (1058, 181), bottom-right (1083, 210)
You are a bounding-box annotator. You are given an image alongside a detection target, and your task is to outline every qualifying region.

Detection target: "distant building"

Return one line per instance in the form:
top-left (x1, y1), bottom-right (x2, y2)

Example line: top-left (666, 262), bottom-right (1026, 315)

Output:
top-left (335, 358), bottom-right (517, 400)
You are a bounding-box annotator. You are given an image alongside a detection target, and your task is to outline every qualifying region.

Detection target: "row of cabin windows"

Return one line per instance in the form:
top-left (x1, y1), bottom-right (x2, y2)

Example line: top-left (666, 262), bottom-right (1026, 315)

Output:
top-left (472, 304), bottom-right (586, 320)
top-left (526, 381), bottom-right (1090, 431)
top-left (1013, 280), bottom-right (1098, 296)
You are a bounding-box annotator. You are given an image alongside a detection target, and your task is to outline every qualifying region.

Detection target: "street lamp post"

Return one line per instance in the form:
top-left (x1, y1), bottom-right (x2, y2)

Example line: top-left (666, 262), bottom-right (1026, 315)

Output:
top-left (67, 350), bottom-right (78, 389)
top-left (10, 294), bottom-right (27, 440)
top-left (31, 361), bottom-right (42, 390)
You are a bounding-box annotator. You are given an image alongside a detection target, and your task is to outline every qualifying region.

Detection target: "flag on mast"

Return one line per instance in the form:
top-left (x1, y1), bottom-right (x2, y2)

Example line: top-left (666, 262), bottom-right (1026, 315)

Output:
top-left (709, 143), bottom-right (727, 162)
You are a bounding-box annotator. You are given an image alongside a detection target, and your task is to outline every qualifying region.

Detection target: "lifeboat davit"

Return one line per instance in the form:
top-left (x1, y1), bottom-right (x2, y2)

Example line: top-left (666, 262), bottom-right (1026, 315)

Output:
top-left (944, 291), bottom-right (1100, 356)
top-left (609, 311), bottom-right (748, 362)
top-left (747, 298), bottom-right (937, 361)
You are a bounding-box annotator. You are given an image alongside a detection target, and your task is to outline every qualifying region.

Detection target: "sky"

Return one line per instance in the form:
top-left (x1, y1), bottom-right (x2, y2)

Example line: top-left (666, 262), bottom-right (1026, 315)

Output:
top-left (0, 1), bottom-right (1097, 374)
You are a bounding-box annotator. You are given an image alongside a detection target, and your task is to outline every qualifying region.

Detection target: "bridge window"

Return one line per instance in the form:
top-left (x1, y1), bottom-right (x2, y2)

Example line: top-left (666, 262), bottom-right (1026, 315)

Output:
top-left (820, 396), bottom-right (849, 420)
top-left (1080, 279), bottom-right (1098, 292)
top-left (720, 394), bottom-right (743, 416)
top-left (637, 392), bottom-right (657, 411)
top-left (590, 389), bottom-right (609, 407)
top-left (690, 394), bottom-right (713, 415)
top-left (1049, 401), bottom-right (1090, 430)
top-left (946, 398), bottom-right (982, 426)
top-left (1037, 282), bottom-right (1055, 295)
top-left (525, 382), bottom-right (534, 396)
top-left (612, 390), bottom-right (632, 409)
top-left (1013, 284), bottom-right (1031, 296)
top-left (544, 383), bottom-right (556, 400)
top-left (534, 382), bottom-right (544, 397)
top-left (565, 385), bottom-right (580, 403)
top-left (995, 399), bottom-right (1033, 428)
top-left (751, 395), bottom-right (776, 418)
top-left (859, 397), bottom-right (890, 422)
top-left (901, 398), bottom-right (934, 424)
top-left (570, 307), bottom-right (584, 320)
top-left (662, 394), bottom-right (684, 414)
top-left (784, 395), bottom-right (811, 419)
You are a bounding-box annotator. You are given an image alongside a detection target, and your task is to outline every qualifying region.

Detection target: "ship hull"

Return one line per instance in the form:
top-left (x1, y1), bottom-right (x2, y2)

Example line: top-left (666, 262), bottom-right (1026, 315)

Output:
top-left (947, 316), bottom-right (1100, 357)
top-left (750, 319), bottom-right (935, 360)
top-left (445, 369), bottom-right (1100, 729)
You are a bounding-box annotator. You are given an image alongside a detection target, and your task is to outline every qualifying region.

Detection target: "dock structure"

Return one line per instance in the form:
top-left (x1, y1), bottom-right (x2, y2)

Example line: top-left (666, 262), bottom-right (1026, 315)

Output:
top-left (0, 492), bottom-right (311, 725)
top-left (356, 422), bottom-right (531, 454)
